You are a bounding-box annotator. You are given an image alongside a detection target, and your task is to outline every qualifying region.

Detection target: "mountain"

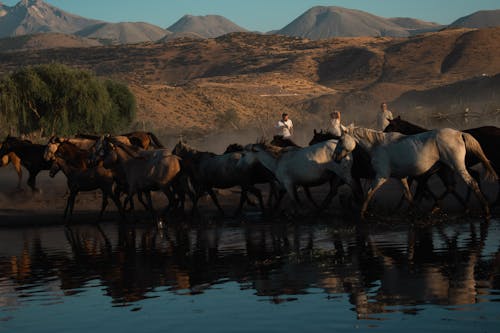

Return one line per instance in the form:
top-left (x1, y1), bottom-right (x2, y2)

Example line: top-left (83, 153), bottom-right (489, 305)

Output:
top-left (167, 14), bottom-right (247, 38)
top-left (159, 31), bottom-right (205, 42)
top-left (448, 10), bottom-right (500, 29)
top-left (277, 6), bottom-right (411, 39)
top-left (1, 28), bottom-right (499, 133)
top-left (0, 0), bottom-right (101, 38)
top-left (0, 33), bottom-right (101, 52)
top-left (76, 22), bottom-right (169, 44)
top-left (387, 17), bottom-right (443, 34)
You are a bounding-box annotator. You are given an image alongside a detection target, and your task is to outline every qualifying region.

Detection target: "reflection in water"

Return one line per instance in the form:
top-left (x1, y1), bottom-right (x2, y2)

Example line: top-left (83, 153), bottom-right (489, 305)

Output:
top-left (0, 219), bottom-right (499, 327)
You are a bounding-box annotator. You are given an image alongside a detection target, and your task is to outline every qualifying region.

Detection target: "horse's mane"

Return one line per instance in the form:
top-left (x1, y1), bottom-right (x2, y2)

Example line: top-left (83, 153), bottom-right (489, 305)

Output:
top-left (174, 141), bottom-right (215, 162)
top-left (388, 117), bottom-right (428, 133)
top-left (224, 143), bottom-right (244, 154)
top-left (346, 126), bottom-right (387, 146)
top-left (109, 137), bottom-right (145, 159)
top-left (252, 141), bottom-right (289, 159)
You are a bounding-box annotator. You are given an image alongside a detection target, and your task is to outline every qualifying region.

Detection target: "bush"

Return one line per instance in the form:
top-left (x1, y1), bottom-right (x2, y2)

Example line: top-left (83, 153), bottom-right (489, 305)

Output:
top-left (0, 63), bottom-right (136, 136)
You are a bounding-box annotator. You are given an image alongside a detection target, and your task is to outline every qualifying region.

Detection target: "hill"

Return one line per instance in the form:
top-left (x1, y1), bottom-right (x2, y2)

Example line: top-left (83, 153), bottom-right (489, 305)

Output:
top-left (76, 22), bottom-right (169, 45)
top-left (167, 14), bottom-right (247, 38)
top-left (0, 0), bottom-right (101, 38)
top-left (277, 6), bottom-right (411, 39)
top-left (448, 10), bottom-right (500, 29)
top-left (0, 33), bottom-right (101, 52)
top-left (0, 28), bottom-right (499, 137)
top-left (387, 17), bottom-right (443, 35)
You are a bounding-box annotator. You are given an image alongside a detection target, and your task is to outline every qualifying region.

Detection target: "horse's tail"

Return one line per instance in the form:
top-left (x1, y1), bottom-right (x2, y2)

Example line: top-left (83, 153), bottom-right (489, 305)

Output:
top-left (148, 132), bottom-right (164, 148)
top-left (462, 133), bottom-right (498, 181)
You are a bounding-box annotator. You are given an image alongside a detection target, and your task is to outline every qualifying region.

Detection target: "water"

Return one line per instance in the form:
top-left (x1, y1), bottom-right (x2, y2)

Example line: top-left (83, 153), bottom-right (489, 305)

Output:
top-left (0, 218), bottom-right (499, 332)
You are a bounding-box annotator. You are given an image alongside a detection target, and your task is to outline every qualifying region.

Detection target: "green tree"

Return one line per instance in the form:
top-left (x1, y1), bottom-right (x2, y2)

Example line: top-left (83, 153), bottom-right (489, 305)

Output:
top-left (0, 63), bottom-right (136, 136)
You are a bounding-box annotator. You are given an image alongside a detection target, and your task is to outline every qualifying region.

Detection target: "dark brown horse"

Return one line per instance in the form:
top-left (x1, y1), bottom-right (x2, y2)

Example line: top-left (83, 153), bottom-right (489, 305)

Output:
top-left (224, 143), bottom-right (279, 208)
top-left (0, 136), bottom-right (52, 192)
top-left (384, 117), bottom-right (500, 206)
top-left (173, 141), bottom-right (266, 216)
top-left (50, 141), bottom-right (124, 223)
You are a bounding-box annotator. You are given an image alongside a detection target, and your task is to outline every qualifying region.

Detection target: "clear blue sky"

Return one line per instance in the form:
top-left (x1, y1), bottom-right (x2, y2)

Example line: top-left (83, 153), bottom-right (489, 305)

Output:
top-left (3, 0), bottom-right (500, 31)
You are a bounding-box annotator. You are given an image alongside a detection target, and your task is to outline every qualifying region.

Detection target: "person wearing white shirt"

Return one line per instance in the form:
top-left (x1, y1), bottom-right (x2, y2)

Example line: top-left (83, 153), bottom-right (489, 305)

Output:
top-left (376, 102), bottom-right (394, 131)
top-left (276, 113), bottom-right (293, 138)
top-left (328, 111), bottom-right (342, 137)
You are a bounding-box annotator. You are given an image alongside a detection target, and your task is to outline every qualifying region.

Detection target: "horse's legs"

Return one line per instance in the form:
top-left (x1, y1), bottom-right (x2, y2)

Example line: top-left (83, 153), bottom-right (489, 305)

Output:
top-left (207, 188), bottom-right (224, 216)
top-left (273, 189), bottom-right (286, 210)
top-left (65, 190), bottom-right (78, 223)
top-left (247, 186), bottom-right (265, 212)
top-left (27, 170), bottom-right (40, 193)
top-left (399, 178), bottom-right (414, 208)
top-left (303, 186), bottom-right (319, 208)
top-left (109, 188), bottom-right (125, 221)
top-left (464, 169), bottom-right (482, 205)
top-left (361, 177), bottom-right (388, 219)
top-left (235, 188), bottom-right (248, 216)
top-left (318, 177), bottom-right (342, 212)
top-left (143, 190), bottom-right (156, 219)
top-left (293, 187), bottom-right (303, 205)
top-left (457, 169), bottom-right (490, 219)
top-left (12, 157), bottom-right (23, 190)
top-left (98, 192), bottom-right (109, 222)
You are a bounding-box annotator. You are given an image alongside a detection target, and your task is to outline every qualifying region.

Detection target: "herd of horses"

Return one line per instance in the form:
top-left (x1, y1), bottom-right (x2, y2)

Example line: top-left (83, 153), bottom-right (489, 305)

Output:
top-left (0, 117), bottom-right (499, 223)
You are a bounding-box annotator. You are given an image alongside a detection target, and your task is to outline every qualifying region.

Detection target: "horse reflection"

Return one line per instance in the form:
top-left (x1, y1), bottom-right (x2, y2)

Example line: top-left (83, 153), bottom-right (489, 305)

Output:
top-left (0, 221), bottom-right (497, 317)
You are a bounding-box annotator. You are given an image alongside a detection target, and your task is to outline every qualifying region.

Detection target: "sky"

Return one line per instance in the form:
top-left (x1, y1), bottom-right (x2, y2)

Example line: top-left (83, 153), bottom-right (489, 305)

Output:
top-left (2, 0), bottom-right (500, 31)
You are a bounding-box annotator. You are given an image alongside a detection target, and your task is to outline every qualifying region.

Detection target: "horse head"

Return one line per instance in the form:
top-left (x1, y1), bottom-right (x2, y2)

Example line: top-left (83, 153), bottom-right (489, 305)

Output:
top-left (332, 133), bottom-right (357, 162)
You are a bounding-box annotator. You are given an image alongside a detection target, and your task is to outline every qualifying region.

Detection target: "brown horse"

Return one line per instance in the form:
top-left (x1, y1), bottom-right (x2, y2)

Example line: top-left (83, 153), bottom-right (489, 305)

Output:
top-left (76, 131), bottom-right (164, 150)
top-left (0, 136), bottom-right (52, 192)
top-left (94, 137), bottom-right (182, 220)
top-left (50, 141), bottom-right (124, 223)
top-left (0, 146), bottom-right (23, 189)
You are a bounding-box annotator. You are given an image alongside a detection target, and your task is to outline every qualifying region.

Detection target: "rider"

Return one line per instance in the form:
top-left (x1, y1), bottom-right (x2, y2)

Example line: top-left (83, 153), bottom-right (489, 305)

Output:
top-left (276, 112), bottom-right (293, 138)
top-left (376, 102), bottom-right (394, 131)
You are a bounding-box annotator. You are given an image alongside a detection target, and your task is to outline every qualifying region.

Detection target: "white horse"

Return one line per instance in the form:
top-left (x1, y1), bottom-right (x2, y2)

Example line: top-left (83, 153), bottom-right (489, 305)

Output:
top-left (333, 127), bottom-right (497, 219)
top-left (238, 140), bottom-right (357, 211)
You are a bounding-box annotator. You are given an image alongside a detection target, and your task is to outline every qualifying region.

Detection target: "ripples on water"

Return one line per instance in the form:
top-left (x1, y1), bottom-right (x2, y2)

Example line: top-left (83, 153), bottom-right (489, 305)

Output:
top-left (0, 217), bottom-right (499, 332)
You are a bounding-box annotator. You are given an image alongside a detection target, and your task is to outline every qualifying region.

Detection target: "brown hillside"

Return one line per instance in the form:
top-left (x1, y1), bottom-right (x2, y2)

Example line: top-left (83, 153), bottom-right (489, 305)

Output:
top-left (0, 28), bottom-right (499, 136)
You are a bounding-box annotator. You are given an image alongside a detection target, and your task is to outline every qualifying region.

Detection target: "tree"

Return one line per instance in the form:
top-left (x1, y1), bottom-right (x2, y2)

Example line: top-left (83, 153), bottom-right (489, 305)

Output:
top-left (0, 64), bottom-right (136, 136)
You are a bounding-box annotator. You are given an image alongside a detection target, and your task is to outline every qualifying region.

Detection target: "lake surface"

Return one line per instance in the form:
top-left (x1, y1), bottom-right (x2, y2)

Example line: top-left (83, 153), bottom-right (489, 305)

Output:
top-left (0, 217), bottom-right (499, 332)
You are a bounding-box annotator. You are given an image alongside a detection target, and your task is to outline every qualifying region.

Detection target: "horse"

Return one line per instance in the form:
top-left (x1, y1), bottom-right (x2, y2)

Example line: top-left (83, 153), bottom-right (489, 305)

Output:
top-left (224, 143), bottom-right (280, 208)
top-left (309, 129), bottom-right (375, 195)
top-left (332, 126), bottom-right (497, 219)
top-left (270, 135), bottom-right (301, 148)
top-left (77, 131), bottom-right (163, 150)
top-left (0, 136), bottom-right (52, 192)
top-left (44, 136), bottom-right (98, 161)
top-left (49, 141), bottom-right (124, 223)
top-left (94, 136), bottom-right (183, 219)
top-left (0, 145), bottom-right (23, 189)
top-left (238, 139), bottom-right (357, 213)
top-left (173, 141), bottom-right (266, 216)
top-left (385, 116), bottom-right (500, 206)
